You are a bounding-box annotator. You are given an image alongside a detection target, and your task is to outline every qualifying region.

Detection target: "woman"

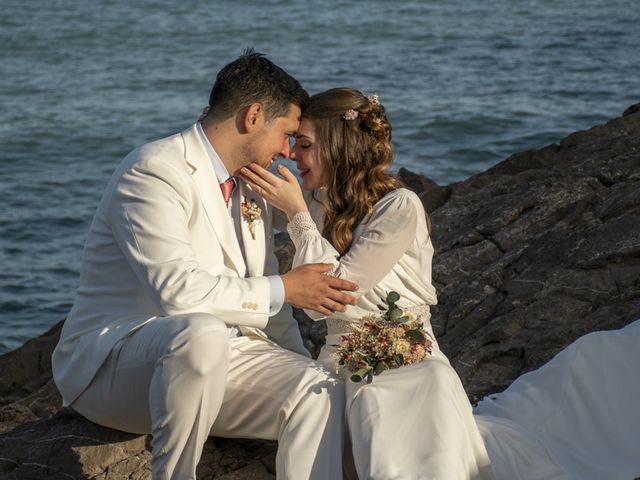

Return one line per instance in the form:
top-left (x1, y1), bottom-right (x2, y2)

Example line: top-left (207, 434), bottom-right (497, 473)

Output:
top-left (240, 87), bottom-right (494, 479)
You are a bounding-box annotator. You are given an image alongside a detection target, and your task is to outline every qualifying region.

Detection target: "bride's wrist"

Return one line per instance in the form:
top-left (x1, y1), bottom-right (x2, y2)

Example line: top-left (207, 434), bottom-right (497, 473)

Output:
top-left (287, 206), bottom-right (309, 221)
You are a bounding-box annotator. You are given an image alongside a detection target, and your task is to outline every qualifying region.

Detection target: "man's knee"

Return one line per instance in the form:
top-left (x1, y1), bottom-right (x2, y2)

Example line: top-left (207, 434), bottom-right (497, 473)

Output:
top-left (165, 312), bottom-right (230, 376)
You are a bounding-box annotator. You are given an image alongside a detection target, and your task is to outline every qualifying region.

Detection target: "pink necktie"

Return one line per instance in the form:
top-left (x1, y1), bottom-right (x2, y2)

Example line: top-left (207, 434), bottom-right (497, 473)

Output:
top-left (219, 177), bottom-right (235, 207)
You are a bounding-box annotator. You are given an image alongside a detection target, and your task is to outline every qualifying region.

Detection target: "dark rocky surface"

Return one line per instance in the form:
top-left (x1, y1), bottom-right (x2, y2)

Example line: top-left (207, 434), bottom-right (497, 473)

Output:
top-left (1, 105), bottom-right (639, 477)
top-left (424, 105), bottom-right (640, 401)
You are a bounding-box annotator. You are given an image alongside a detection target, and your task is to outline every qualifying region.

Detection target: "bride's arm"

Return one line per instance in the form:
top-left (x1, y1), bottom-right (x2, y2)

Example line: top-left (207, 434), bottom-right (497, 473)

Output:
top-left (288, 190), bottom-right (419, 319)
top-left (239, 163), bottom-right (419, 317)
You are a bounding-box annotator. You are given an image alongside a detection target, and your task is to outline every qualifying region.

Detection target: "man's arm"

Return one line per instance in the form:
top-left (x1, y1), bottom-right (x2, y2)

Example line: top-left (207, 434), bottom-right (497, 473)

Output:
top-left (109, 156), bottom-right (357, 331)
top-left (109, 158), bottom-right (273, 327)
top-left (282, 264), bottom-right (358, 317)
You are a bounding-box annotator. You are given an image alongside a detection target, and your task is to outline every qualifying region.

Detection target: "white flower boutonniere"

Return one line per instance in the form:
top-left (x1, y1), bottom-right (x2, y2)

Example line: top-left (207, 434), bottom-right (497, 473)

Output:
top-left (241, 197), bottom-right (262, 240)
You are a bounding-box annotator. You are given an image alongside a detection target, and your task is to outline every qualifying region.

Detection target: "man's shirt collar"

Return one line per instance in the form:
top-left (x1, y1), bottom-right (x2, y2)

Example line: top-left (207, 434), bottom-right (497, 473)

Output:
top-left (196, 122), bottom-right (231, 184)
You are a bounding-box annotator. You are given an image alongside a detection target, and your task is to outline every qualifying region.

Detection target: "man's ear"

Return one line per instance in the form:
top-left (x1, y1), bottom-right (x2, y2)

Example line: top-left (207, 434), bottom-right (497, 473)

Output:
top-left (243, 103), bottom-right (264, 133)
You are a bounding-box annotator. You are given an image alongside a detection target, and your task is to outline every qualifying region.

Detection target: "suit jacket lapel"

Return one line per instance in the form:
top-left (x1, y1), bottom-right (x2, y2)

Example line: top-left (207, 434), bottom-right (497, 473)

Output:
top-left (181, 124), bottom-right (246, 277)
top-left (239, 181), bottom-right (266, 277)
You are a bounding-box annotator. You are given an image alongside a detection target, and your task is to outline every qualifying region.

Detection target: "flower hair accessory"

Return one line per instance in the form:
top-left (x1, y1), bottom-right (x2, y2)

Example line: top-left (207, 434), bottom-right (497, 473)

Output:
top-left (241, 197), bottom-right (262, 239)
top-left (367, 94), bottom-right (380, 105)
top-left (343, 109), bottom-right (359, 121)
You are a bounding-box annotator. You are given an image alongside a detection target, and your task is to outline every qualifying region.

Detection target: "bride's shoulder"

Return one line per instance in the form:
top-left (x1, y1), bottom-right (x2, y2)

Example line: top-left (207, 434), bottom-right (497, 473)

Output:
top-left (374, 187), bottom-right (423, 213)
top-left (362, 188), bottom-right (425, 228)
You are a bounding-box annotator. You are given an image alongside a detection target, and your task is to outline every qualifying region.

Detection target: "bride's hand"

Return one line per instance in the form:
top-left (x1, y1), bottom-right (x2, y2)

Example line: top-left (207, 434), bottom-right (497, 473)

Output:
top-left (239, 163), bottom-right (308, 220)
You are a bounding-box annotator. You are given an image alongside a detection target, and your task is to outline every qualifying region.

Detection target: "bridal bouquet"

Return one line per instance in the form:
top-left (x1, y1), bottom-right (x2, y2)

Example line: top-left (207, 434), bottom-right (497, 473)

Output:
top-left (335, 292), bottom-right (433, 384)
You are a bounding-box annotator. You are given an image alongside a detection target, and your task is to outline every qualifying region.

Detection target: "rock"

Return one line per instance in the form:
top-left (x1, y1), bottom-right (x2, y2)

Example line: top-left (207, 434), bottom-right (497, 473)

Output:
top-left (0, 321), bottom-right (61, 405)
top-left (273, 232), bottom-right (295, 274)
top-left (1, 104), bottom-right (639, 476)
top-left (0, 407), bottom-right (276, 479)
top-left (623, 102), bottom-right (640, 117)
top-left (428, 109), bottom-right (640, 402)
top-left (0, 322), bottom-right (63, 435)
top-left (397, 167), bottom-right (452, 213)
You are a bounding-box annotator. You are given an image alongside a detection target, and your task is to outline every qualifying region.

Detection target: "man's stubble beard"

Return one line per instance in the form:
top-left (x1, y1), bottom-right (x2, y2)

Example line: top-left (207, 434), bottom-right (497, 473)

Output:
top-left (241, 128), bottom-right (272, 170)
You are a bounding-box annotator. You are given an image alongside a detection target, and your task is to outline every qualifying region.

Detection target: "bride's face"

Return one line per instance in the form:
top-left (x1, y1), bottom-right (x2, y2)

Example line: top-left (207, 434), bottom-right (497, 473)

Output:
top-left (289, 118), bottom-right (324, 191)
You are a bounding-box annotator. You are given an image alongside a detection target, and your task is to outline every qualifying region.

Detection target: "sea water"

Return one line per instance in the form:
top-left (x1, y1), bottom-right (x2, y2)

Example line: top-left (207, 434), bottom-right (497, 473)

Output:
top-left (1, 0), bottom-right (638, 352)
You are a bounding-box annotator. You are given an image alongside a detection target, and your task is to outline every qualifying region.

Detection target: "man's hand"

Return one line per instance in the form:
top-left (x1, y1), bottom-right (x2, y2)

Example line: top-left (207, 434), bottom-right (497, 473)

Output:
top-left (282, 263), bottom-right (358, 316)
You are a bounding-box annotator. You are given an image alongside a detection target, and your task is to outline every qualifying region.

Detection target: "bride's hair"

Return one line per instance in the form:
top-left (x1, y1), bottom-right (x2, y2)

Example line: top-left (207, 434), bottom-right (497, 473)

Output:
top-left (303, 88), bottom-right (402, 255)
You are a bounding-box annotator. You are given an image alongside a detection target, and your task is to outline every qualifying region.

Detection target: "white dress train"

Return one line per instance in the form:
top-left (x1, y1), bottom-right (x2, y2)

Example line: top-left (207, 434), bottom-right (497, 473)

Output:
top-left (474, 318), bottom-right (640, 479)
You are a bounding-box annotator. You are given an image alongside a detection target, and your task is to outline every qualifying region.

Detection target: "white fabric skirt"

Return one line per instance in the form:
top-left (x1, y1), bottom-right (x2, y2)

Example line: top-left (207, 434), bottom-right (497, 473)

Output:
top-left (319, 340), bottom-right (493, 480)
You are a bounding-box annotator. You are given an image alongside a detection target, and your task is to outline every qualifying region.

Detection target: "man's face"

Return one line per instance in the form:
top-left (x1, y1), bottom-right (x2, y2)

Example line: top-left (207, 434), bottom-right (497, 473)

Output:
top-left (243, 104), bottom-right (301, 170)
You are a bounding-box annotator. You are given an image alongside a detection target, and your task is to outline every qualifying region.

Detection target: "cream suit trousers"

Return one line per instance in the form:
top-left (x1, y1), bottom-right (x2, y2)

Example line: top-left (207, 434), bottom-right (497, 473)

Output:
top-left (71, 313), bottom-right (344, 479)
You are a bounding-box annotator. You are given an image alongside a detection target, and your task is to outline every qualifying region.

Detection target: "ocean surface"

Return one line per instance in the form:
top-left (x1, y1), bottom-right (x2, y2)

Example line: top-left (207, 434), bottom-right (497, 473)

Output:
top-left (1, 0), bottom-right (638, 353)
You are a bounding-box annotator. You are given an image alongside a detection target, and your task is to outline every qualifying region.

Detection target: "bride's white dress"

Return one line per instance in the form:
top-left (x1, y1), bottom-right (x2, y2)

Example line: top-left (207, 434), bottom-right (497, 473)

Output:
top-left (288, 188), bottom-right (492, 479)
top-left (287, 188), bottom-right (640, 479)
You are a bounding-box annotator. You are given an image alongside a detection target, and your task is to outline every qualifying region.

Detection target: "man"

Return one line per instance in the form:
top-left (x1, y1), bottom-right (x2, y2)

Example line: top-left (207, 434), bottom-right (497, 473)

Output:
top-left (52, 49), bottom-right (357, 479)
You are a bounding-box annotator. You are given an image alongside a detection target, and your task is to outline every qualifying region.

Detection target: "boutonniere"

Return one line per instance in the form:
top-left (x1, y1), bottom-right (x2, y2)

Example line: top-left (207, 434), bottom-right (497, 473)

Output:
top-left (241, 197), bottom-right (262, 240)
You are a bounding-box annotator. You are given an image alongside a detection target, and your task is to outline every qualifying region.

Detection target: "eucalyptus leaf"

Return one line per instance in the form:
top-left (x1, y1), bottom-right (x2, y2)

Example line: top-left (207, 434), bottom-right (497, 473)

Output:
top-left (394, 353), bottom-right (404, 366)
top-left (387, 291), bottom-right (400, 304)
top-left (406, 329), bottom-right (426, 343)
top-left (374, 361), bottom-right (389, 375)
top-left (352, 366), bottom-right (372, 383)
top-left (389, 308), bottom-right (403, 322)
top-left (366, 370), bottom-right (374, 384)
top-left (377, 304), bottom-right (387, 311)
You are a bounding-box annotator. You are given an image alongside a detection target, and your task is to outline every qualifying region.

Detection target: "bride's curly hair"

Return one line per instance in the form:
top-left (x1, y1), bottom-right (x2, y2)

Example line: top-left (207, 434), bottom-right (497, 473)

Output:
top-left (303, 88), bottom-right (402, 255)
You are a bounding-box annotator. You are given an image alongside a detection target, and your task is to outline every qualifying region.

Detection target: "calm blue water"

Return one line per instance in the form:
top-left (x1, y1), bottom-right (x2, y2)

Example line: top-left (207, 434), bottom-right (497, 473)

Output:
top-left (1, 0), bottom-right (638, 353)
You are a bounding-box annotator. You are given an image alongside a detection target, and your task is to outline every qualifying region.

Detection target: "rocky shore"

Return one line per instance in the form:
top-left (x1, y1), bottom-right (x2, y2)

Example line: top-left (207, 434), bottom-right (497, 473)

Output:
top-left (1, 105), bottom-right (639, 478)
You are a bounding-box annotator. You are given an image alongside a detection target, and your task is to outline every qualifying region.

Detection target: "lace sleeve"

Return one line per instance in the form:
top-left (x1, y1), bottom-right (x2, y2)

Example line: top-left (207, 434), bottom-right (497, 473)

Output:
top-left (286, 211), bottom-right (344, 278)
top-left (286, 211), bottom-right (318, 247)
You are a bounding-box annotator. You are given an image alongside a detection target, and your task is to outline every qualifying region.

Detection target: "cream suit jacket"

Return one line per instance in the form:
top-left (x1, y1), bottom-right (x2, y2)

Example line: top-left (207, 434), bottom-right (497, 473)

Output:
top-left (52, 124), bottom-right (307, 405)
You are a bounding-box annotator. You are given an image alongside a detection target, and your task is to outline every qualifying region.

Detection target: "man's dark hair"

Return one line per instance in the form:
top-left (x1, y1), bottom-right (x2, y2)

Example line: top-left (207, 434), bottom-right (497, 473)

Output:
top-left (208, 48), bottom-right (309, 123)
